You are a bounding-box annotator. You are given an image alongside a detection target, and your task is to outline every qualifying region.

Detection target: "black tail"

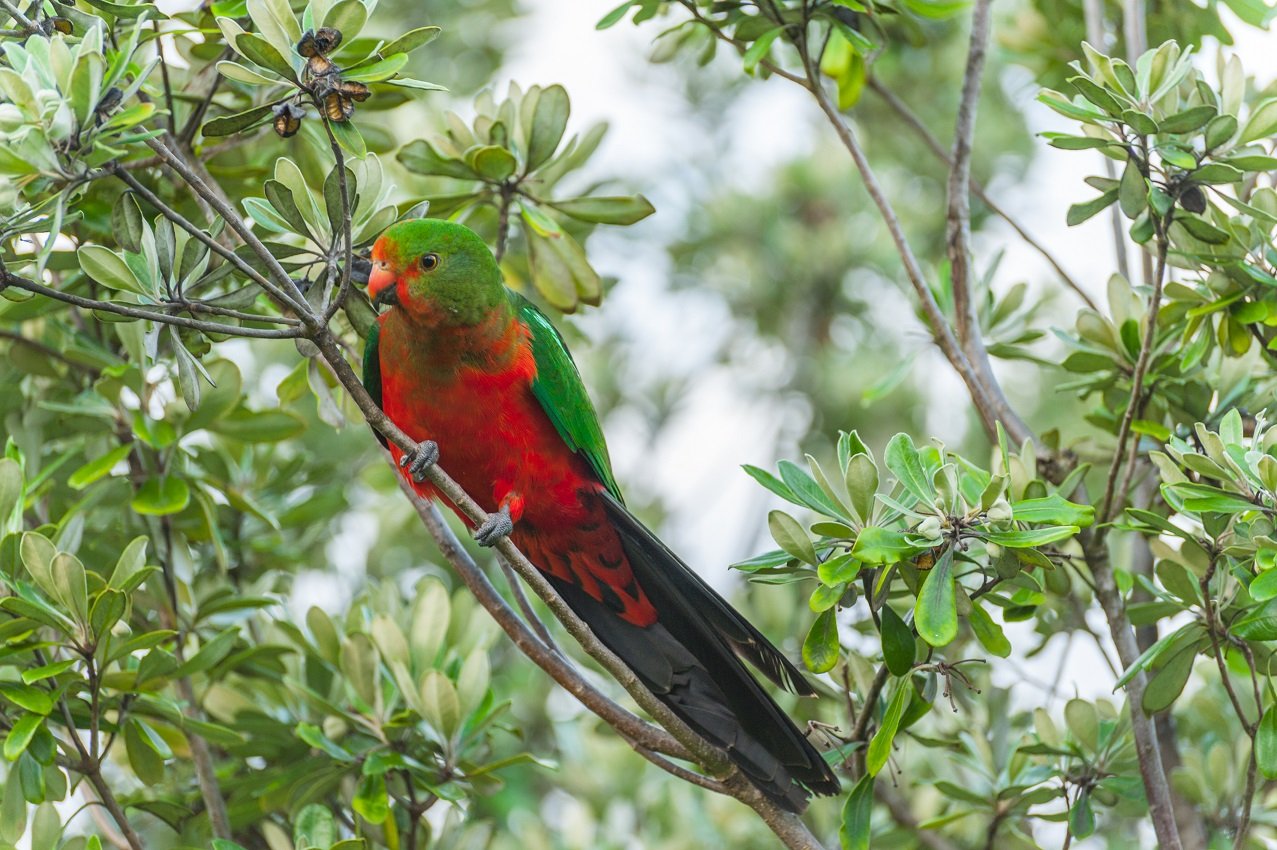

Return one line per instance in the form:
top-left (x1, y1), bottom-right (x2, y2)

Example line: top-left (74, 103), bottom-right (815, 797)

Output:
top-left (543, 493), bottom-right (840, 812)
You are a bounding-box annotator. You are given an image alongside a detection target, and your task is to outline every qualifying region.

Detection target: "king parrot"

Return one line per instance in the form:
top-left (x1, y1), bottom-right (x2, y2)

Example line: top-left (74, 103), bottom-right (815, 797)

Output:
top-left (362, 218), bottom-right (839, 811)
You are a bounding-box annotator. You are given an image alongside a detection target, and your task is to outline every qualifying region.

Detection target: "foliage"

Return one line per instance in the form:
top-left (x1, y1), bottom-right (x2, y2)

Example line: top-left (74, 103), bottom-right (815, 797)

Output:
top-left (4, 0), bottom-right (1277, 847)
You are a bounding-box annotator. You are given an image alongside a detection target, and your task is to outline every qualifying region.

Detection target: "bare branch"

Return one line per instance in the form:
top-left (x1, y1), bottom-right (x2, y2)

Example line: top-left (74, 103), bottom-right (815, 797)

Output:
top-left (113, 165), bottom-right (306, 317)
top-left (797, 33), bottom-right (1030, 446)
top-left (866, 78), bottom-right (1095, 310)
top-left (1098, 221), bottom-right (1168, 524)
top-left (318, 117), bottom-right (355, 324)
top-left (141, 137), bottom-right (311, 317)
top-left (0, 268), bottom-right (303, 339)
top-left (308, 327), bottom-right (824, 849)
top-left (947, 0), bottom-right (1031, 449)
top-left (1079, 525), bottom-right (1183, 850)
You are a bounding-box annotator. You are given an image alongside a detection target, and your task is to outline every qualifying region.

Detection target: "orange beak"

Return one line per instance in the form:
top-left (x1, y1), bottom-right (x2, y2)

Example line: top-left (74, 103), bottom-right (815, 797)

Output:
top-left (367, 258), bottom-right (398, 308)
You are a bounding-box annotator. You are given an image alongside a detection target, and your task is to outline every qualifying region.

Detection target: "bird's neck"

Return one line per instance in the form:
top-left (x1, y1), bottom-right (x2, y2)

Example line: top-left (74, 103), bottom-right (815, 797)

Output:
top-left (378, 302), bottom-right (524, 378)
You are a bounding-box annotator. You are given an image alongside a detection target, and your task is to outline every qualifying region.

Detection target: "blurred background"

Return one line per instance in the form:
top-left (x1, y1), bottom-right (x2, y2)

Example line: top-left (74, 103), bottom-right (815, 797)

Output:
top-left (97, 0), bottom-right (1277, 844)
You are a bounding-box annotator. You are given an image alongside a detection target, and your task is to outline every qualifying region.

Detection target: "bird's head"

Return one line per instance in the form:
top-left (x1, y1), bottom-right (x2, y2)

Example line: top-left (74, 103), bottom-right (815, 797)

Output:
top-left (367, 219), bottom-right (504, 327)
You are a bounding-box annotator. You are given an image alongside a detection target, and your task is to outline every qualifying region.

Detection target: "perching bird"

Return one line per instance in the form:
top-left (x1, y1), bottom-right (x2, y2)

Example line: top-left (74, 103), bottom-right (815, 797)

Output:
top-left (362, 219), bottom-right (839, 811)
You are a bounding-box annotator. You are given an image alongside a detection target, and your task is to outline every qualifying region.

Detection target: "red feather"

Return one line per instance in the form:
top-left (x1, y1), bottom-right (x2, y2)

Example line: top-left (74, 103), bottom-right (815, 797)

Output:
top-left (376, 308), bottom-right (659, 626)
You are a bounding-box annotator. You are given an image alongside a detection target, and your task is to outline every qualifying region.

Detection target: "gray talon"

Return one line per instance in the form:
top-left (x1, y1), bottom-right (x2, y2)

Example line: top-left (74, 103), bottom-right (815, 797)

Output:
top-left (399, 441), bottom-right (439, 482)
top-left (475, 504), bottom-right (513, 547)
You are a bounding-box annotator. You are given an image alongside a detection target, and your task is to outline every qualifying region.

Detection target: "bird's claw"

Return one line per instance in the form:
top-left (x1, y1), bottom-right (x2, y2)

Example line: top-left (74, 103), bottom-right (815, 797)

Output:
top-left (399, 440), bottom-right (439, 483)
top-left (474, 505), bottom-right (513, 548)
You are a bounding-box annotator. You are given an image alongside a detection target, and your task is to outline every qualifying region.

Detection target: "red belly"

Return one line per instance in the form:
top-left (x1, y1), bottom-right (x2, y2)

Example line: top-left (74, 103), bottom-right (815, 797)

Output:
top-left (377, 321), bottom-right (657, 625)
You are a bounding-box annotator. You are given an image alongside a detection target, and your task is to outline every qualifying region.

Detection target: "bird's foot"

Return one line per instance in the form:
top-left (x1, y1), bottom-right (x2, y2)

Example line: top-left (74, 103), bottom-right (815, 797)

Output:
top-left (474, 504), bottom-right (513, 548)
top-left (399, 440), bottom-right (439, 483)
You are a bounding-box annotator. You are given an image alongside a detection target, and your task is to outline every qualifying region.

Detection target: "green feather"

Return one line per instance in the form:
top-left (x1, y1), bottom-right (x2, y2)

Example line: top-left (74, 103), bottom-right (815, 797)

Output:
top-left (514, 294), bottom-right (623, 503)
top-left (362, 321), bottom-right (388, 448)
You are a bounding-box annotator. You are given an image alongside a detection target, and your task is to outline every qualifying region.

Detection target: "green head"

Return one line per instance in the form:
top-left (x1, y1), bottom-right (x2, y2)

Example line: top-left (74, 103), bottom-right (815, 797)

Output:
top-left (368, 219), bottom-right (506, 327)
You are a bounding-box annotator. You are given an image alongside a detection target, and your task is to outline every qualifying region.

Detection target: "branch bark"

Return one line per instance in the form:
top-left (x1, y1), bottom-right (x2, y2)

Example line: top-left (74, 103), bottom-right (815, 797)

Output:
top-left (866, 78), bottom-right (1094, 310)
top-left (947, 0), bottom-right (1029, 450)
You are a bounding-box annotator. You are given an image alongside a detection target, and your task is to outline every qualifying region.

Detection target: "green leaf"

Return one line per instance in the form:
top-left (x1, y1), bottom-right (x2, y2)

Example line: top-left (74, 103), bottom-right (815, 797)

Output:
top-left (294, 804), bottom-right (337, 850)
top-left (68, 444), bottom-right (132, 490)
top-left (839, 774), bottom-right (874, 850)
top-left (130, 477), bottom-right (190, 515)
top-left (343, 54), bottom-right (409, 83)
top-left (845, 453), bottom-right (878, 523)
top-left (1069, 790), bottom-right (1096, 838)
top-left (381, 26), bottom-right (441, 55)
top-left (1232, 598), bottom-right (1277, 641)
top-left (21, 660), bottom-right (76, 684)
top-left (209, 409), bottom-right (305, 442)
top-left (1167, 483), bottom-right (1257, 513)
top-left (465, 145), bottom-right (517, 182)
top-left (1177, 216), bottom-right (1231, 245)
top-left (526, 84), bottom-right (569, 172)
top-left (1141, 643), bottom-right (1196, 713)
top-left (851, 526), bottom-right (917, 566)
top-left (779, 460), bottom-right (848, 520)
top-left (596, 0), bottom-right (634, 28)
top-left (329, 120), bottom-right (366, 158)
top-left (1240, 98), bottom-right (1277, 145)
top-left (202, 102), bottom-right (276, 137)
top-left (802, 609), bottom-right (839, 673)
top-left (353, 773), bottom-right (389, 824)
top-left (914, 548), bottom-right (956, 647)
top-left (817, 552), bottom-right (860, 586)
top-left (1251, 570), bottom-right (1277, 602)
top-left (420, 669), bottom-right (460, 736)
top-left (0, 684), bottom-right (53, 716)
top-left (1011, 495), bottom-right (1094, 527)
top-left (234, 33), bottom-right (296, 82)
top-left (1158, 105), bottom-right (1216, 134)
top-left (78, 245), bottom-right (143, 294)
top-left (1258, 705), bottom-right (1277, 779)
top-left (879, 604), bottom-right (915, 676)
top-left (741, 27), bottom-right (782, 73)
top-left (322, 0), bottom-right (366, 37)
top-left (1119, 156), bottom-right (1146, 218)
top-left (4, 714), bottom-right (42, 761)
top-left (768, 510), bottom-right (818, 566)
top-left (549, 195), bottom-right (655, 225)
top-left (968, 600), bottom-right (1011, 657)
top-left (112, 193), bottom-right (144, 253)
top-left (982, 526), bottom-right (1079, 547)
top-left (884, 433), bottom-right (933, 504)
top-left (1067, 189), bottom-right (1119, 225)
top-left (866, 678), bottom-right (908, 776)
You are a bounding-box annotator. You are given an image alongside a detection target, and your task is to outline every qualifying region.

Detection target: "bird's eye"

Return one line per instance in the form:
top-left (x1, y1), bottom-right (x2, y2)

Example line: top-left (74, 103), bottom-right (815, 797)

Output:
top-left (420, 253), bottom-right (440, 272)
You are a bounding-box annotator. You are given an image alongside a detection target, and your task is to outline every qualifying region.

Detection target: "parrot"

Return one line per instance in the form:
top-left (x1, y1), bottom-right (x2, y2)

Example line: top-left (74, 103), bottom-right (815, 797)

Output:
top-left (362, 218), bottom-right (840, 811)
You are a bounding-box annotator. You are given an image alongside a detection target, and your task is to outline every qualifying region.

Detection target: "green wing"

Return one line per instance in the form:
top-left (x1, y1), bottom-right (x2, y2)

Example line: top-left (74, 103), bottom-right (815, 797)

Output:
top-left (514, 294), bottom-right (623, 503)
top-left (362, 321), bottom-right (388, 449)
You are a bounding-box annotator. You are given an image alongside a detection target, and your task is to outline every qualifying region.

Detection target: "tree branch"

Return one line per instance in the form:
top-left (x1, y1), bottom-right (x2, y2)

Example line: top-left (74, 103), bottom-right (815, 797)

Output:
top-left (1098, 221), bottom-right (1168, 524)
top-left (866, 78), bottom-right (1094, 310)
top-left (798, 32), bottom-right (1030, 446)
top-left (948, 0), bottom-right (1030, 449)
top-left (309, 327), bottom-right (823, 849)
top-left (0, 268), bottom-right (303, 339)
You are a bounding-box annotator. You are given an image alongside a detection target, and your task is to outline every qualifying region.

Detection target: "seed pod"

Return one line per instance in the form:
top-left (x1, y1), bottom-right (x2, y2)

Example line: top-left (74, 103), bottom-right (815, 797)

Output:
top-left (298, 27), bottom-right (342, 57)
top-left (272, 102), bottom-right (304, 137)
top-left (1180, 185), bottom-right (1206, 214)
top-left (319, 88), bottom-right (354, 122)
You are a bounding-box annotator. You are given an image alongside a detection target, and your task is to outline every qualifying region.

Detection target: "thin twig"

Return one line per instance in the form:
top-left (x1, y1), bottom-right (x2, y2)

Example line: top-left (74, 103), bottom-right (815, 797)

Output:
top-left (141, 138), bottom-right (310, 316)
top-left (1098, 221), bottom-right (1169, 524)
top-left (949, 0), bottom-right (1022, 449)
top-left (0, 269), bottom-right (302, 339)
top-left (112, 165), bottom-right (304, 316)
top-left (318, 117), bottom-right (354, 324)
top-left (796, 27), bottom-right (1031, 446)
top-left (499, 556), bottom-right (558, 651)
top-left (867, 78), bottom-right (1094, 310)
top-left (313, 329), bottom-right (822, 848)
top-left (0, 0), bottom-right (37, 32)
